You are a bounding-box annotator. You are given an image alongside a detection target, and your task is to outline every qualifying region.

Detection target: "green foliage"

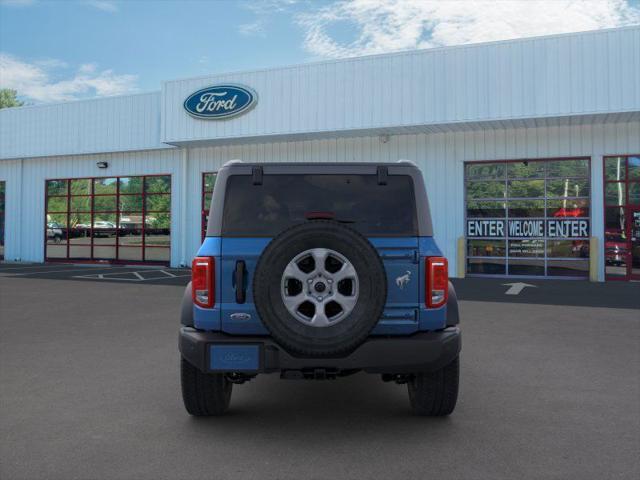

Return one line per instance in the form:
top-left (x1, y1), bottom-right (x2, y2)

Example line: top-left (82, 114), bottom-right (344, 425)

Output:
top-left (46, 180), bottom-right (68, 196)
top-left (145, 176), bottom-right (171, 194)
top-left (204, 173), bottom-right (217, 192)
top-left (604, 157), bottom-right (626, 181)
top-left (94, 178), bottom-right (117, 194)
top-left (120, 177), bottom-right (143, 194)
top-left (466, 181), bottom-right (505, 199)
top-left (507, 180), bottom-right (545, 198)
top-left (465, 163), bottom-right (505, 180)
top-left (46, 197), bottom-right (68, 213)
top-left (507, 161), bottom-right (544, 179)
top-left (70, 179), bottom-right (91, 195)
top-left (0, 89), bottom-right (24, 109)
top-left (120, 195), bottom-right (143, 212)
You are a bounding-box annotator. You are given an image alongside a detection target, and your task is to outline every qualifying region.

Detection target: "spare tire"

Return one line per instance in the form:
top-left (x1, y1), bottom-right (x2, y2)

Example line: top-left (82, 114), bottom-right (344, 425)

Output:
top-left (253, 220), bottom-right (387, 357)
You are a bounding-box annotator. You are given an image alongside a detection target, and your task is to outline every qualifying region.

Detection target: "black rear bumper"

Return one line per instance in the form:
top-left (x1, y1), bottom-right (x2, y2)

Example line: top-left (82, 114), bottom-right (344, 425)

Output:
top-left (179, 327), bottom-right (461, 375)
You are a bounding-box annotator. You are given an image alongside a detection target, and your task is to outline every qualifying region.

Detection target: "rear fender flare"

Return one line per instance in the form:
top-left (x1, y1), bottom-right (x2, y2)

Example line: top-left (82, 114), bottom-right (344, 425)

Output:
top-left (181, 282), bottom-right (194, 327)
top-left (446, 281), bottom-right (459, 326)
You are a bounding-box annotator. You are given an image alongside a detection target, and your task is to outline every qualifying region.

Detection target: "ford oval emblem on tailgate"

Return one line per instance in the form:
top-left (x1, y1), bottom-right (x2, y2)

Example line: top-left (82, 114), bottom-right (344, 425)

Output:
top-left (183, 84), bottom-right (257, 119)
top-left (230, 312), bottom-right (252, 321)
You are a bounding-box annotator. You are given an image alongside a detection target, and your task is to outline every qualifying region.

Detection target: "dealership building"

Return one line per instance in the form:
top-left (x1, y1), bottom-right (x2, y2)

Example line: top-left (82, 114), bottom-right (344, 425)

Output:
top-left (1, 26), bottom-right (639, 281)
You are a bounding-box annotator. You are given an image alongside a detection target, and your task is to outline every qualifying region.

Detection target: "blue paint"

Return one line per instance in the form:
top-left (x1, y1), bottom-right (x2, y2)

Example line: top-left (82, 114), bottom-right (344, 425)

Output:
top-left (197, 236), bottom-right (222, 256)
top-left (210, 344), bottom-right (260, 371)
top-left (418, 236), bottom-right (442, 257)
top-left (195, 235), bottom-right (448, 335)
top-left (184, 84), bottom-right (257, 119)
top-left (220, 237), bottom-right (271, 335)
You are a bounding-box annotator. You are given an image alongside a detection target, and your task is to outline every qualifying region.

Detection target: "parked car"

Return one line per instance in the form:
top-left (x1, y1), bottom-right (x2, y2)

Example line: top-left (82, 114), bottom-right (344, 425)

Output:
top-left (46, 222), bottom-right (64, 243)
top-left (70, 223), bottom-right (91, 238)
top-left (553, 206), bottom-right (587, 218)
top-left (92, 221), bottom-right (116, 237)
top-left (179, 161), bottom-right (461, 416)
top-left (605, 234), bottom-right (628, 266)
top-left (571, 240), bottom-right (589, 258)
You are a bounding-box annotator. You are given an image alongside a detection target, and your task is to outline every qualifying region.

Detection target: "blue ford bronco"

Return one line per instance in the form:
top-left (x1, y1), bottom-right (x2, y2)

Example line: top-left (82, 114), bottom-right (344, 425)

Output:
top-left (179, 161), bottom-right (461, 416)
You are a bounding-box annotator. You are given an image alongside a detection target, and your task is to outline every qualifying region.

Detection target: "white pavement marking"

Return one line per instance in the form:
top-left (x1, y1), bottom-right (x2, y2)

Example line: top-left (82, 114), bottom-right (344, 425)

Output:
top-left (502, 282), bottom-right (537, 295)
top-left (145, 274), bottom-right (190, 281)
top-left (72, 270), bottom-right (190, 282)
top-left (0, 267), bottom-right (126, 277)
top-left (0, 264), bottom-right (105, 272)
top-left (0, 265), bottom-right (74, 273)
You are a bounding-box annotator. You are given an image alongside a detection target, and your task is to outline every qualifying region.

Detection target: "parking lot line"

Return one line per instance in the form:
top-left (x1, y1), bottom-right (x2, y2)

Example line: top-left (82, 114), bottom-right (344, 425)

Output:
top-left (71, 270), bottom-right (191, 282)
top-left (0, 264), bottom-right (69, 272)
top-left (0, 267), bottom-right (130, 277)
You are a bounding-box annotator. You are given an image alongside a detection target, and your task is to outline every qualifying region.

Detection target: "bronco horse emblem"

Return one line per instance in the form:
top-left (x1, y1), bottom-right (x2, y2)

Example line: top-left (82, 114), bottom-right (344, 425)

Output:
top-left (395, 270), bottom-right (411, 289)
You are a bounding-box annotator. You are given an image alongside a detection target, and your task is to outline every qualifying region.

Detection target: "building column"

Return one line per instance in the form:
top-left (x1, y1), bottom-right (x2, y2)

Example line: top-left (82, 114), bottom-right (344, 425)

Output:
top-left (180, 148), bottom-right (189, 268)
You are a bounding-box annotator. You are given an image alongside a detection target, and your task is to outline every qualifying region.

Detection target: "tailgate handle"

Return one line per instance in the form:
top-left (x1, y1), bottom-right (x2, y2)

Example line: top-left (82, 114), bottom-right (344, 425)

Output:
top-left (380, 251), bottom-right (419, 263)
top-left (234, 261), bottom-right (247, 304)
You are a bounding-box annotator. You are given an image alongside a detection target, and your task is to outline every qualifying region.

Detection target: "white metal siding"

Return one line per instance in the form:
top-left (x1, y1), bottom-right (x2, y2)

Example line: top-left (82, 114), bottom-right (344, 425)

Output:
top-left (0, 159), bottom-right (22, 261)
top-left (184, 120), bottom-right (640, 280)
top-left (2, 118), bottom-right (638, 279)
top-left (0, 149), bottom-right (183, 265)
top-left (0, 92), bottom-right (168, 160)
top-left (2, 27), bottom-right (637, 161)
top-left (163, 27), bottom-right (640, 145)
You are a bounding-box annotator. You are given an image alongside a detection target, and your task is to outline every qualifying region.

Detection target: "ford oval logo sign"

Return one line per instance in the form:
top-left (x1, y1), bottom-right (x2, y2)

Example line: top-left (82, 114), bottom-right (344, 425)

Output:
top-left (183, 84), bottom-right (257, 120)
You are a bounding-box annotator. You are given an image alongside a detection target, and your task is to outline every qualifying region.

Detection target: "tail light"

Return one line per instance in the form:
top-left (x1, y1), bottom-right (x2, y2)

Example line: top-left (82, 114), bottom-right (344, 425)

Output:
top-left (192, 256), bottom-right (215, 308)
top-left (426, 257), bottom-right (448, 308)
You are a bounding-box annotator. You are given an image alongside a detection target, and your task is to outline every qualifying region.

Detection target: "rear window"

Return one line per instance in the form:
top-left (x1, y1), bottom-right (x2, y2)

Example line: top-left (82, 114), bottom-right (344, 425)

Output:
top-left (221, 174), bottom-right (417, 236)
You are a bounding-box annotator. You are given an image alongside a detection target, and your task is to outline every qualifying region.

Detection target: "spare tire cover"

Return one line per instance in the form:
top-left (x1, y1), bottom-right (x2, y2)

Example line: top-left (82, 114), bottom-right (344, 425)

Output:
top-left (253, 220), bottom-right (387, 357)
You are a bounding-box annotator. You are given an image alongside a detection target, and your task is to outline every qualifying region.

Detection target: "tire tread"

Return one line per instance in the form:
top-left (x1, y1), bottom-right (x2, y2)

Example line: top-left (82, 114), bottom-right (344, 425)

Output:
top-left (408, 356), bottom-right (459, 416)
top-left (181, 357), bottom-right (232, 416)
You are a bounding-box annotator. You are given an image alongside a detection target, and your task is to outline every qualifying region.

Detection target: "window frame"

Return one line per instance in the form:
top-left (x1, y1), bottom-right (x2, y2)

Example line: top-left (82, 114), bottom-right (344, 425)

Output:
top-left (602, 154), bottom-right (640, 281)
top-left (0, 180), bottom-right (5, 260)
top-left (44, 174), bottom-right (171, 265)
top-left (201, 172), bottom-right (217, 241)
top-left (464, 157), bottom-right (592, 278)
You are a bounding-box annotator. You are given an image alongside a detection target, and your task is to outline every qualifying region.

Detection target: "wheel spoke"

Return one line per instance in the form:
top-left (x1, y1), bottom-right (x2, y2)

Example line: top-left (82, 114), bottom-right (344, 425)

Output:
top-left (281, 247), bottom-right (359, 328)
top-left (334, 292), bottom-right (357, 312)
top-left (310, 308), bottom-right (331, 327)
top-left (334, 262), bottom-right (357, 282)
top-left (283, 262), bottom-right (307, 282)
top-left (310, 248), bottom-right (329, 274)
top-left (281, 291), bottom-right (306, 311)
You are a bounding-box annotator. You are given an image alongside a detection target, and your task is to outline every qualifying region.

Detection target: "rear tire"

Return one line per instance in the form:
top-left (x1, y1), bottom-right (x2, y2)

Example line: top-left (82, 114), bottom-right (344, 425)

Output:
top-left (407, 356), bottom-right (459, 416)
top-left (181, 357), bottom-right (232, 416)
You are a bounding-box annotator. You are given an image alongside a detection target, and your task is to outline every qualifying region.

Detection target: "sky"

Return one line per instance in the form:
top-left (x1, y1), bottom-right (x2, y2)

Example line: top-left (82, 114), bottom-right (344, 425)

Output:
top-left (1, 0), bottom-right (639, 104)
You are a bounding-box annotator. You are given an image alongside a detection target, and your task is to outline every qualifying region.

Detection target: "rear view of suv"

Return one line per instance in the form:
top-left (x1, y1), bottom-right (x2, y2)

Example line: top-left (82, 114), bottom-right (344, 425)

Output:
top-left (179, 161), bottom-right (461, 416)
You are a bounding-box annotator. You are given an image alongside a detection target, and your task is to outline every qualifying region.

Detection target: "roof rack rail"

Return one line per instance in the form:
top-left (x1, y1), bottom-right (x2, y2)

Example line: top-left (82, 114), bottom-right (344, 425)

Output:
top-left (223, 159), bottom-right (243, 167)
top-left (397, 159), bottom-right (417, 167)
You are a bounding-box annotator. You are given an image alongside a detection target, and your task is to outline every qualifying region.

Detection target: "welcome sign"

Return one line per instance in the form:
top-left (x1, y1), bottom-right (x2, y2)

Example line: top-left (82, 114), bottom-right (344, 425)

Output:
top-left (467, 219), bottom-right (590, 238)
top-left (184, 84), bottom-right (257, 119)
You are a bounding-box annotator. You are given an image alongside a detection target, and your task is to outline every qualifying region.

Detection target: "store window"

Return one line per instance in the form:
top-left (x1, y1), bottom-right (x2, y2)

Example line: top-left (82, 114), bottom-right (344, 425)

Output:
top-left (45, 175), bottom-right (171, 264)
top-left (465, 158), bottom-right (591, 277)
top-left (201, 172), bottom-right (217, 240)
top-left (603, 155), bottom-right (640, 280)
top-left (0, 181), bottom-right (5, 260)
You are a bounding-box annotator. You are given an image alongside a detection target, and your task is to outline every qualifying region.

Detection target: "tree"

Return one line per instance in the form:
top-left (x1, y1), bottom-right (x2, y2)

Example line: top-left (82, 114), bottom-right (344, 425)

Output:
top-left (0, 89), bottom-right (24, 109)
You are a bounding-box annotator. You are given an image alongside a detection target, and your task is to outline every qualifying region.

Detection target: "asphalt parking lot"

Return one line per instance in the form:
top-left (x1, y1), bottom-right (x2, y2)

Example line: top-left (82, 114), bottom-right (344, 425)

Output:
top-left (0, 262), bottom-right (190, 285)
top-left (1, 265), bottom-right (638, 480)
